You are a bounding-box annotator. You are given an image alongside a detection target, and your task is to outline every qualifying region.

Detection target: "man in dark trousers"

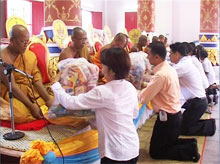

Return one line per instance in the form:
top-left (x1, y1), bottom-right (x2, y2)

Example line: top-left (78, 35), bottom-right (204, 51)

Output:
top-left (169, 42), bottom-right (216, 136)
top-left (139, 41), bottom-right (200, 162)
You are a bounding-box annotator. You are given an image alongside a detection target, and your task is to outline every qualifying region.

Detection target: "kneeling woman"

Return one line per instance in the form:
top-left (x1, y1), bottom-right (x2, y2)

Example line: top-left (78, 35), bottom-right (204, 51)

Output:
top-left (51, 47), bottom-right (139, 164)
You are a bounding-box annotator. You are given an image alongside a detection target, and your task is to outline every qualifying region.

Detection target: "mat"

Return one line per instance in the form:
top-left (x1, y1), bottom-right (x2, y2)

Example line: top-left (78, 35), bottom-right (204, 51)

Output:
top-left (0, 123), bottom-right (89, 152)
top-left (137, 112), bottom-right (210, 164)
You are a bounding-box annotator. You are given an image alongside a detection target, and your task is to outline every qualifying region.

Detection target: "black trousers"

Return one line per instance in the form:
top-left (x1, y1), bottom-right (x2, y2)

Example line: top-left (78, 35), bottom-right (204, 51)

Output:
top-left (150, 111), bottom-right (199, 162)
top-left (181, 97), bottom-right (216, 136)
top-left (101, 156), bottom-right (139, 164)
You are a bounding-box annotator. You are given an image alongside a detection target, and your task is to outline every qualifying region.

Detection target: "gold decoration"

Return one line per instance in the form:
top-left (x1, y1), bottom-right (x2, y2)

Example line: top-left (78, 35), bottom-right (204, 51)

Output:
top-left (137, 0), bottom-right (155, 32)
top-left (121, 27), bottom-right (128, 36)
top-left (129, 29), bottom-right (142, 44)
top-left (6, 16), bottom-right (27, 38)
top-left (200, 0), bottom-right (219, 32)
top-left (71, 0), bottom-right (80, 8)
top-left (48, 56), bottom-right (59, 81)
top-left (104, 25), bottom-right (112, 44)
top-left (206, 48), bottom-right (219, 65)
top-left (211, 35), bottom-right (218, 42)
top-left (200, 35), bottom-right (208, 42)
top-left (52, 19), bottom-right (70, 49)
top-left (73, 15), bottom-right (81, 23)
top-left (45, 0), bottom-right (81, 23)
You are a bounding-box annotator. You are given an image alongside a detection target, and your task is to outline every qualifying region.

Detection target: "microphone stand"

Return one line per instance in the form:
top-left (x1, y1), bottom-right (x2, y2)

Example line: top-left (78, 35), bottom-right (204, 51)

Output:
top-left (2, 63), bottom-right (30, 140)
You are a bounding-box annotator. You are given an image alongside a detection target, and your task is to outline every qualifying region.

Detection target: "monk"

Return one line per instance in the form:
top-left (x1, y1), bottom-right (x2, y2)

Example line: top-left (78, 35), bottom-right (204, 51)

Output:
top-left (1, 24), bottom-right (53, 123)
top-left (130, 35), bottom-right (148, 52)
top-left (58, 27), bottom-right (91, 62)
top-left (93, 33), bottom-right (128, 70)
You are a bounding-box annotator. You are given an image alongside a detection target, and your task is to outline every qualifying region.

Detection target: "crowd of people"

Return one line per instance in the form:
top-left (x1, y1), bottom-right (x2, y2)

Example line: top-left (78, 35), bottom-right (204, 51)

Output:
top-left (0, 25), bottom-right (218, 163)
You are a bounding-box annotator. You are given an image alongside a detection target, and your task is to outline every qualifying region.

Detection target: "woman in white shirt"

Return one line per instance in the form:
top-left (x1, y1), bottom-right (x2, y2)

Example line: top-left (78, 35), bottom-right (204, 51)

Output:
top-left (52, 47), bottom-right (140, 164)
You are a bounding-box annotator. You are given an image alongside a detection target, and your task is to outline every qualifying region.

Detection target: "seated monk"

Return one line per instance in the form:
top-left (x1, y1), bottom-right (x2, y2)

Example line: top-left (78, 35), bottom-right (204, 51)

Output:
top-left (93, 33), bottom-right (128, 70)
top-left (130, 35), bottom-right (148, 53)
top-left (1, 24), bottom-right (53, 123)
top-left (58, 27), bottom-right (91, 62)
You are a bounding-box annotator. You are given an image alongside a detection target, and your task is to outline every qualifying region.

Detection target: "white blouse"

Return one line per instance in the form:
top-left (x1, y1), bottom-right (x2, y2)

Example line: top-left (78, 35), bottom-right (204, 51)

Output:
top-left (51, 80), bottom-right (140, 160)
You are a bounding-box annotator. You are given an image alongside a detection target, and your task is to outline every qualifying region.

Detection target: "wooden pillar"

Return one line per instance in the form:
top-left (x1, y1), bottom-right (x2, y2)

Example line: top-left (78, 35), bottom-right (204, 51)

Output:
top-left (137, 0), bottom-right (155, 32)
top-left (199, 0), bottom-right (219, 65)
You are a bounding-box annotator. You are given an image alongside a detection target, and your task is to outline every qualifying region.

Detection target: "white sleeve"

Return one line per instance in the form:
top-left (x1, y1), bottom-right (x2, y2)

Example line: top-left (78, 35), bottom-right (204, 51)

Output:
top-left (202, 59), bottom-right (209, 73)
top-left (51, 82), bottom-right (103, 110)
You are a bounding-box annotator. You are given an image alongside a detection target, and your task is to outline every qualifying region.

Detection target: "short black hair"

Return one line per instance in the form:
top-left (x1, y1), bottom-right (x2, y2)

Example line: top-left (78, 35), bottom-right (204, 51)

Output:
top-left (200, 48), bottom-right (208, 58)
top-left (148, 41), bottom-right (167, 59)
top-left (100, 47), bottom-right (131, 80)
top-left (170, 42), bottom-right (187, 56)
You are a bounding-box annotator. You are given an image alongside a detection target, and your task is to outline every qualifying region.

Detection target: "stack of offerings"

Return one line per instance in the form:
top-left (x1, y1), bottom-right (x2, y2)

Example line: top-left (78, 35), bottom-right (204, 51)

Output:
top-left (127, 51), bottom-right (151, 89)
top-left (48, 58), bottom-right (99, 119)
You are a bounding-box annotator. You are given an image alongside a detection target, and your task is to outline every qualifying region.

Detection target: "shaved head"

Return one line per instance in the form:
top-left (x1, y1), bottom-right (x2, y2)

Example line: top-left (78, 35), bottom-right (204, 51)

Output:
top-left (10, 24), bottom-right (29, 40)
top-left (8, 24), bottom-right (30, 54)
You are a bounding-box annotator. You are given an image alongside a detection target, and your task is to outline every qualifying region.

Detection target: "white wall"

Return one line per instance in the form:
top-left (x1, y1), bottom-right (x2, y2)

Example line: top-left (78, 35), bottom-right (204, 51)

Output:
top-left (155, 0), bottom-right (173, 44)
top-left (81, 0), bottom-right (103, 12)
top-left (103, 0), bottom-right (137, 36)
top-left (81, 0), bottom-right (201, 43)
top-left (172, 0), bottom-right (200, 43)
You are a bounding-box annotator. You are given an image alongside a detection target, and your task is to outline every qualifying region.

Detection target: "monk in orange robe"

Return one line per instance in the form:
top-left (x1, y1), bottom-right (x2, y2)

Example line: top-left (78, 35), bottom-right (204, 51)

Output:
top-left (1, 25), bottom-right (53, 123)
top-left (59, 27), bottom-right (91, 62)
top-left (93, 33), bottom-right (128, 70)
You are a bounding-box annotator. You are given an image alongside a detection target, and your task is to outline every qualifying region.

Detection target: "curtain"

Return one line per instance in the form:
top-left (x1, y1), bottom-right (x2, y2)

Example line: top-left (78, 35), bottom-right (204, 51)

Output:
top-left (125, 12), bottom-right (137, 32)
top-left (32, 1), bottom-right (44, 35)
top-left (92, 12), bottom-right (102, 29)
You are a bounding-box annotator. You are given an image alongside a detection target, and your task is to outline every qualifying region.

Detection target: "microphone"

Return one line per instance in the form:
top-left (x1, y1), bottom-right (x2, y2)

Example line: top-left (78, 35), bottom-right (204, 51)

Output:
top-left (0, 58), bottom-right (33, 79)
top-left (0, 58), bottom-right (10, 67)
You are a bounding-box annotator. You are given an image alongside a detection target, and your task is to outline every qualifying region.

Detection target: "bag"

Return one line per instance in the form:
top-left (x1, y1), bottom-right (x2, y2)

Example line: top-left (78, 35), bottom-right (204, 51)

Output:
top-left (48, 58), bottom-right (99, 119)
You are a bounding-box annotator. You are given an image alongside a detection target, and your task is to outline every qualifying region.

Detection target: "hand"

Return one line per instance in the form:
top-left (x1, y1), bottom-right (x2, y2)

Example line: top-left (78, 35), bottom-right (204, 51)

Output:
top-left (54, 71), bottom-right (62, 83)
top-left (45, 98), bottom-right (54, 108)
top-left (31, 104), bottom-right (44, 119)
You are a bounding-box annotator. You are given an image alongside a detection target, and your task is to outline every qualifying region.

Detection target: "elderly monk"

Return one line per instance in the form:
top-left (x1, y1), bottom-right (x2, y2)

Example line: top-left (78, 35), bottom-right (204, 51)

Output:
top-left (58, 27), bottom-right (91, 62)
top-left (92, 33), bottom-right (128, 70)
top-left (1, 25), bottom-right (53, 123)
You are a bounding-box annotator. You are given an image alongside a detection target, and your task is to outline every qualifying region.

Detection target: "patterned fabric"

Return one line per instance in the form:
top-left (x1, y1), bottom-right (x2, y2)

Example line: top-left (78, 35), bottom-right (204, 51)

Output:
top-left (48, 58), bottom-right (99, 119)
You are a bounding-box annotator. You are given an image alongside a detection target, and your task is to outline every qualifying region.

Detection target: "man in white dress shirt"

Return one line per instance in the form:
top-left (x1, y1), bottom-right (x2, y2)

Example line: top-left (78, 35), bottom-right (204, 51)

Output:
top-left (169, 42), bottom-right (216, 136)
top-left (199, 47), bottom-right (218, 105)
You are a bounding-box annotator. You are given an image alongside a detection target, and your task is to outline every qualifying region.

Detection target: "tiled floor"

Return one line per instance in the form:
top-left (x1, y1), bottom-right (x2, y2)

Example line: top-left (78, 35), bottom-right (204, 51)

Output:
top-left (202, 66), bottom-right (219, 164)
top-left (202, 103), bottom-right (219, 164)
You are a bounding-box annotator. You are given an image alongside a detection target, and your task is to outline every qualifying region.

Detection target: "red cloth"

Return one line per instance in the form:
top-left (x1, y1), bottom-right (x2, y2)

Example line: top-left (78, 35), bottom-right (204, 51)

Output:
top-left (29, 43), bottom-right (51, 84)
top-left (1, 119), bottom-right (48, 131)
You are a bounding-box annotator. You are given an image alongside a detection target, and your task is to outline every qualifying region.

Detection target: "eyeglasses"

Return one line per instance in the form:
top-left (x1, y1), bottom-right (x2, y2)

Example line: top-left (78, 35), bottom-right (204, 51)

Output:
top-left (73, 37), bottom-right (87, 42)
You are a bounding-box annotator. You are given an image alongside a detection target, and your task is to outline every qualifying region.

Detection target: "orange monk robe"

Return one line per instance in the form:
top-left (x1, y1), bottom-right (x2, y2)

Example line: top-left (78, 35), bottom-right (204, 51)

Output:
top-left (81, 45), bottom-right (92, 62)
top-left (1, 50), bottom-right (48, 123)
top-left (92, 44), bottom-right (110, 70)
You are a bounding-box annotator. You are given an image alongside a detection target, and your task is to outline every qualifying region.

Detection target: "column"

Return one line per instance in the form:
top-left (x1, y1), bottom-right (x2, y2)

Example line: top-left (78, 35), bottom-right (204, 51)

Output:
top-left (137, 0), bottom-right (155, 32)
top-left (199, 0), bottom-right (219, 65)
